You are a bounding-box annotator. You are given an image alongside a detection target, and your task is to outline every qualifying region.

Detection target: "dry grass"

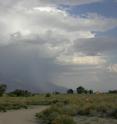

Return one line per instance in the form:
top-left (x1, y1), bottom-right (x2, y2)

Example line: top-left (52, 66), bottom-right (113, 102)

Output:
top-left (35, 94), bottom-right (117, 124)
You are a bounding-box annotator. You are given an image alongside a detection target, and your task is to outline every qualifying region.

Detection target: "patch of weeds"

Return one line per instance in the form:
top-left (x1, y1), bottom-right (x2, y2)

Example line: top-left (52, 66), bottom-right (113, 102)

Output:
top-left (52, 115), bottom-right (76, 124)
top-left (36, 104), bottom-right (77, 124)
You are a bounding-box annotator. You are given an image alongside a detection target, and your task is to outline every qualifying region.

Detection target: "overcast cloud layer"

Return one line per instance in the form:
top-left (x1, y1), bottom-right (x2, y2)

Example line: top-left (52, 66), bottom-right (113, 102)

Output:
top-left (0, 0), bottom-right (117, 92)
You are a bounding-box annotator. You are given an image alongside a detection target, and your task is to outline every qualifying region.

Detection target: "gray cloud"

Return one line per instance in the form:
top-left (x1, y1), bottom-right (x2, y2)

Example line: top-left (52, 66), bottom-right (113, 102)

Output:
top-left (73, 37), bottom-right (117, 56)
top-left (53, 64), bottom-right (117, 91)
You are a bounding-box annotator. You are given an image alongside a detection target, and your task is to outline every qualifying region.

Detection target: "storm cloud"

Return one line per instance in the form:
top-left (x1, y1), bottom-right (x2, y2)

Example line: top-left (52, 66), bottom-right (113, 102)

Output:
top-left (0, 0), bottom-right (117, 92)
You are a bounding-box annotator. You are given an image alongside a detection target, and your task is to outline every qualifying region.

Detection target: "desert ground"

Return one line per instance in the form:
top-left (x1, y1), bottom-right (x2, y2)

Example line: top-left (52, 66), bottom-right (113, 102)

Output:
top-left (0, 106), bottom-right (48, 124)
top-left (0, 94), bottom-right (117, 124)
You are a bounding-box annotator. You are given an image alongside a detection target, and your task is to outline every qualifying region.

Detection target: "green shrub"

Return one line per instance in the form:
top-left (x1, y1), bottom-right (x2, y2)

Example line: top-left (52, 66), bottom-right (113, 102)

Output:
top-left (36, 104), bottom-right (77, 124)
top-left (0, 103), bottom-right (28, 112)
top-left (45, 93), bottom-right (51, 97)
top-left (52, 115), bottom-right (76, 124)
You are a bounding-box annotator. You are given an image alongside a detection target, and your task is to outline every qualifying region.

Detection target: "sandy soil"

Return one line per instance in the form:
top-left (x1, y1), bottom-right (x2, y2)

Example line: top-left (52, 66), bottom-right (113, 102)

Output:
top-left (0, 106), bottom-right (48, 124)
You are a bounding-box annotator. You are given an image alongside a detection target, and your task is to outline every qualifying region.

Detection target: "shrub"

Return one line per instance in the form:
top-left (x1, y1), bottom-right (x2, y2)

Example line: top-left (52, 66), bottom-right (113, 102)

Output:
top-left (67, 89), bottom-right (74, 94)
top-left (36, 104), bottom-right (77, 124)
top-left (45, 93), bottom-right (51, 97)
top-left (8, 89), bottom-right (32, 97)
top-left (52, 115), bottom-right (76, 124)
top-left (0, 103), bottom-right (28, 112)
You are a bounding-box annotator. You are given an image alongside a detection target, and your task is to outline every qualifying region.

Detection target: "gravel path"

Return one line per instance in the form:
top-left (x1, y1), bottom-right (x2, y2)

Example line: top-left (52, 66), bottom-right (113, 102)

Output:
top-left (0, 106), bottom-right (48, 124)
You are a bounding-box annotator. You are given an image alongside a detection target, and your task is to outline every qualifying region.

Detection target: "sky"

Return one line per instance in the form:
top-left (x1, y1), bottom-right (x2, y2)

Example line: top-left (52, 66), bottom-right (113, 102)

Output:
top-left (0, 0), bottom-right (117, 92)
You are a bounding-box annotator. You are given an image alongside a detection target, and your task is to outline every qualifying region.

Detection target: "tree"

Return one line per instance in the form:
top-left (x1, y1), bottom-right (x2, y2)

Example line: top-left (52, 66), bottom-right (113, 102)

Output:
top-left (76, 86), bottom-right (85, 94)
top-left (0, 84), bottom-right (7, 96)
top-left (67, 89), bottom-right (74, 94)
top-left (89, 90), bottom-right (93, 94)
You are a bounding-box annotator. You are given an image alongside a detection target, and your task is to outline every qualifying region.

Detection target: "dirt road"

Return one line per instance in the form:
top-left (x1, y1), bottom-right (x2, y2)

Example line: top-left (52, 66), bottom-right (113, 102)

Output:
top-left (0, 106), bottom-right (48, 124)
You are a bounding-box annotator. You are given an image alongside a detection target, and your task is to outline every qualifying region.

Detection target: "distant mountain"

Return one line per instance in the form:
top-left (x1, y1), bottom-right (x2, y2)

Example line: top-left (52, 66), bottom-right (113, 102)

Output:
top-left (0, 79), bottom-right (67, 93)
